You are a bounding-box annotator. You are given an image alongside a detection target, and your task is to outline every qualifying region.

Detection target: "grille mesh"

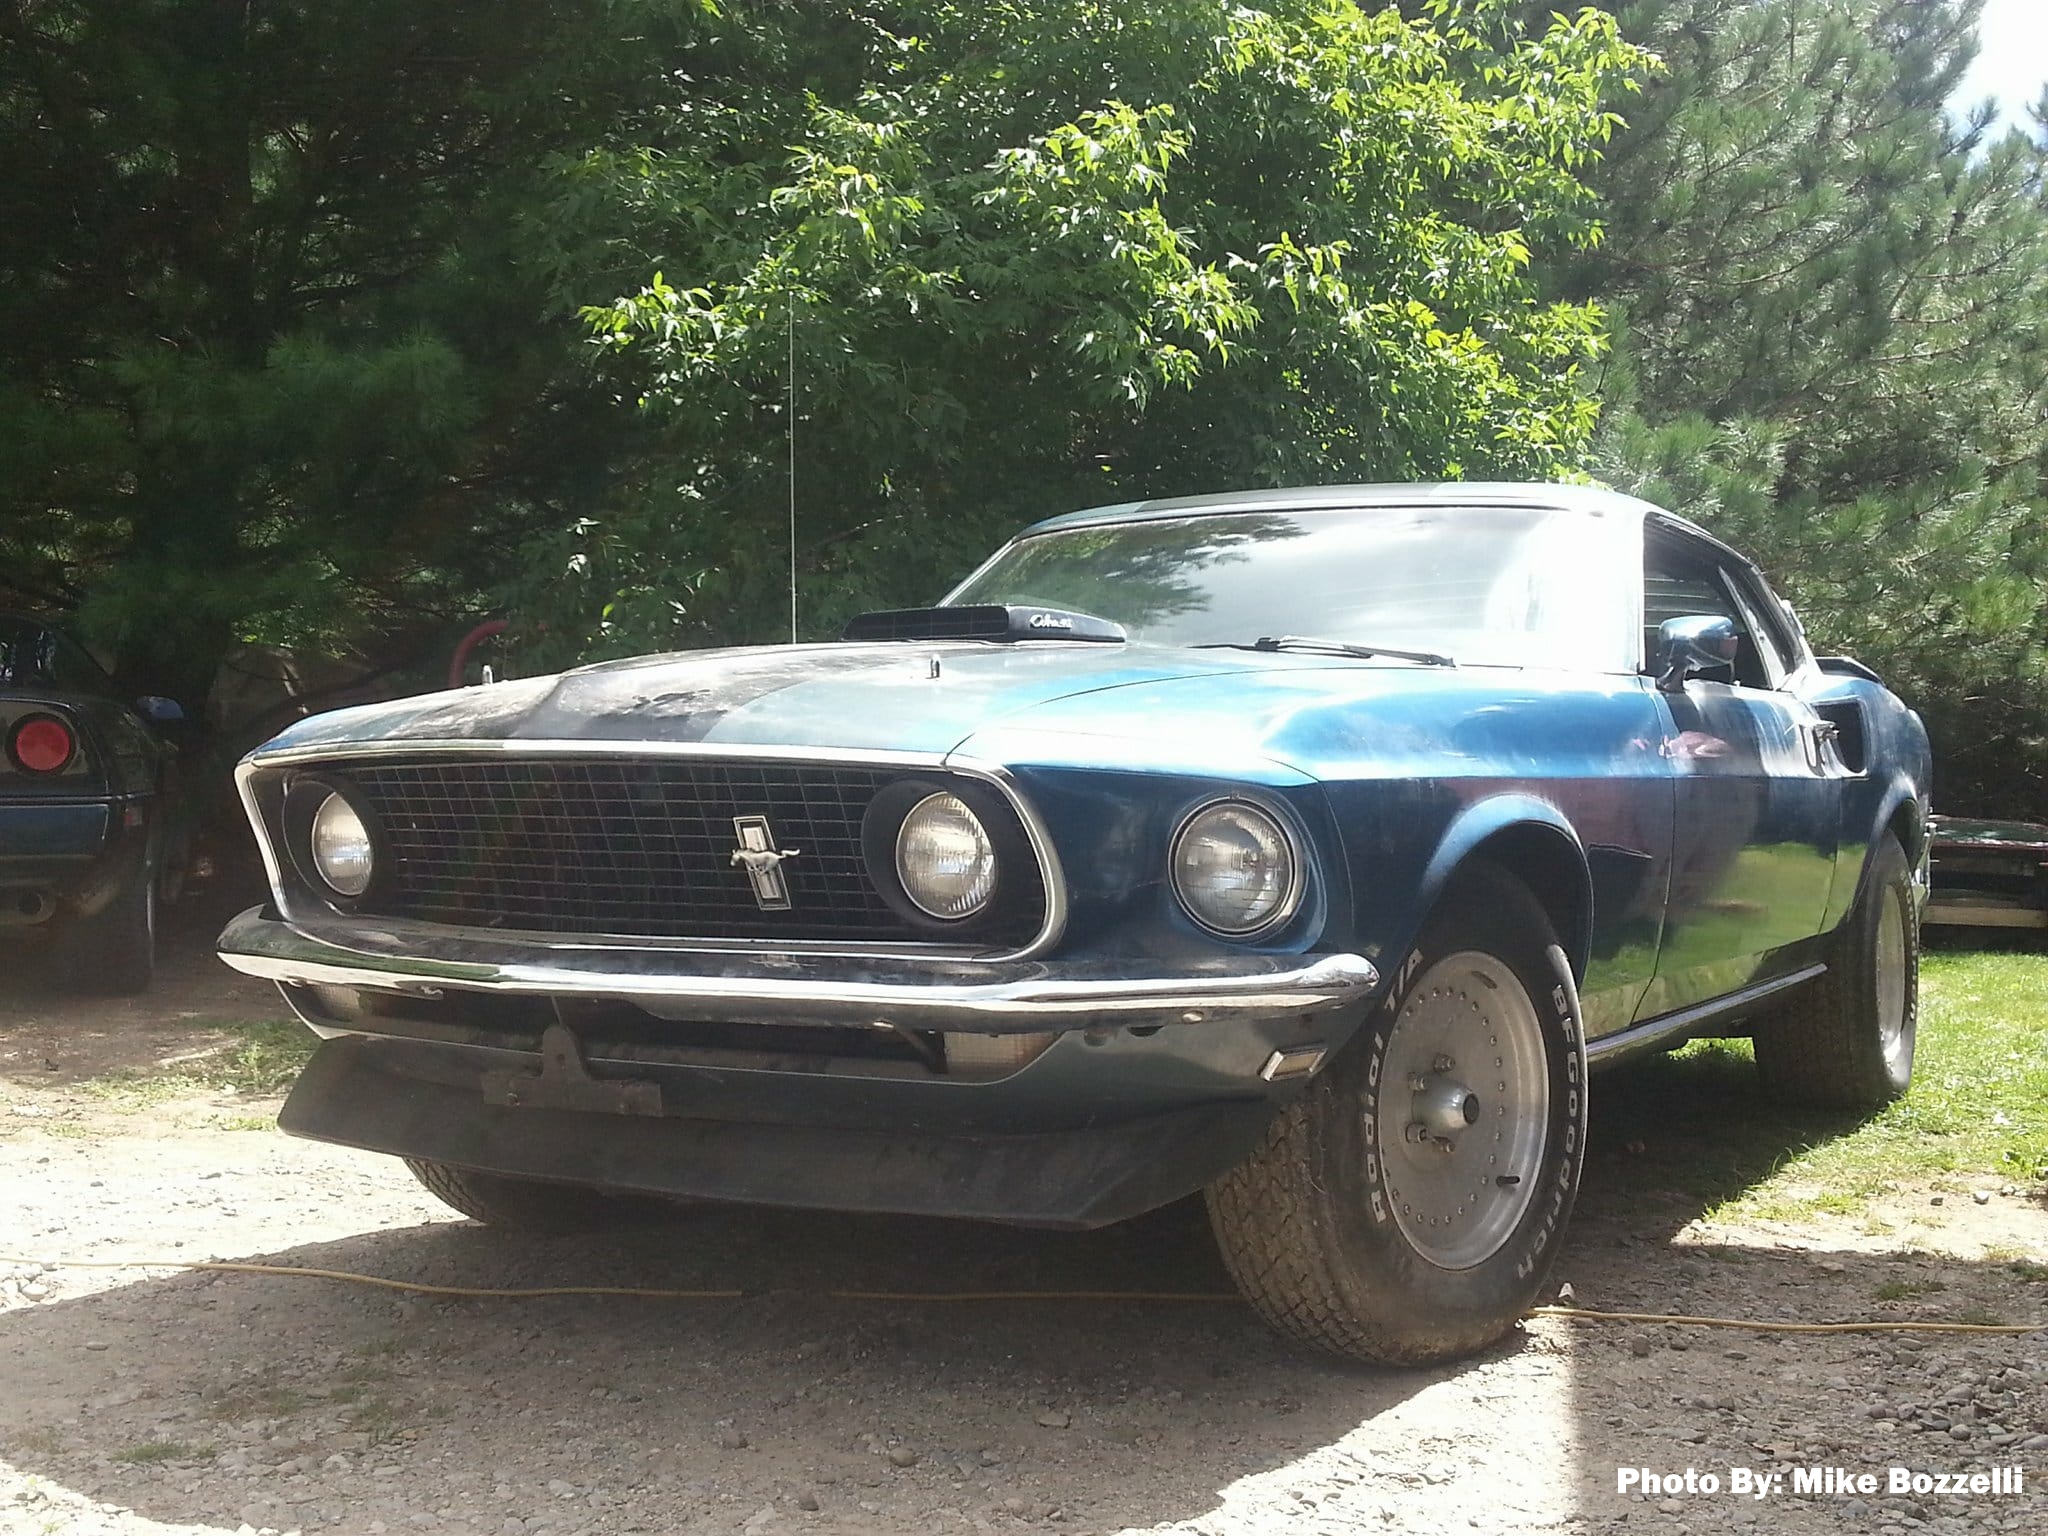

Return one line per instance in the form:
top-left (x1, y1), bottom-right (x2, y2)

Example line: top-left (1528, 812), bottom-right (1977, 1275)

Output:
top-left (334, 757), bottom-right (1044, 945)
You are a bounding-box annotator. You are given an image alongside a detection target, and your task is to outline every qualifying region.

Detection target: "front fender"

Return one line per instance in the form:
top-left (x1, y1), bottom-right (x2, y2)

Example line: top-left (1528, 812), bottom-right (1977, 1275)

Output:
top-left (1385, 793), bottom-right (1592, 981)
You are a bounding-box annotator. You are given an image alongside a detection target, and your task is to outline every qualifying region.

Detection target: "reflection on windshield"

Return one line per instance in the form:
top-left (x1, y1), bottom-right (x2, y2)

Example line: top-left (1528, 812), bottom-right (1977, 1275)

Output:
top-left (947, 504), bottom-right (1636, 671)
top-left (951, 514), bottom-right (1297, 633)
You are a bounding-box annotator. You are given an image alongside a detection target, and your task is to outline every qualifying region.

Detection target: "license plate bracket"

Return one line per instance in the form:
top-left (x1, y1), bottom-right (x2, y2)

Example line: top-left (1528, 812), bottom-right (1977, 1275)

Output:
top-left (482, 1022), bottom-right (663, 1117)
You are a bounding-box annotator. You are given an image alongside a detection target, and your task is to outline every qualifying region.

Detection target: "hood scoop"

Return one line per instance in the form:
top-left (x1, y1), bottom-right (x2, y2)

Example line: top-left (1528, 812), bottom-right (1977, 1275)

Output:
top-left (842, 604), bottom-right (1127, 645)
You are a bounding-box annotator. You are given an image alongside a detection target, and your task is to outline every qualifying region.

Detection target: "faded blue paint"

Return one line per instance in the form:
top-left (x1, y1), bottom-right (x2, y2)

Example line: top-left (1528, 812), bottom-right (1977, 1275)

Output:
top-left (246, 489), bottom-right (1932, 1050)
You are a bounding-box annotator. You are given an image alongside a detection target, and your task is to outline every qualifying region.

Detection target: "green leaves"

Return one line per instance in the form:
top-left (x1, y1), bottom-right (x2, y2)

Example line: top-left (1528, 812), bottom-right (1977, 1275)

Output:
top-left (549, 0), bottom-right (1648, 650)
top-left (4, 0), bottom-right (1656, 706)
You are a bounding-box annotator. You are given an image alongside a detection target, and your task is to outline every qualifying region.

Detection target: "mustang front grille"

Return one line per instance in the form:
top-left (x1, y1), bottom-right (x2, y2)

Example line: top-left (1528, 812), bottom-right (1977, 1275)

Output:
top-left (318, 757), bottom-right (1046, 947)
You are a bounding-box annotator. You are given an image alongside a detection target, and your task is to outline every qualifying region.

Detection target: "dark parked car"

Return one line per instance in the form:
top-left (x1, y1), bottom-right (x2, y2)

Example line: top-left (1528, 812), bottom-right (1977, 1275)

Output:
top-left (1924, 815), bottom-right (2048, 933)
top-left (1, 613), bottom-right (186, 992)
top-left (218, 483), bottom-right (1930, 1364)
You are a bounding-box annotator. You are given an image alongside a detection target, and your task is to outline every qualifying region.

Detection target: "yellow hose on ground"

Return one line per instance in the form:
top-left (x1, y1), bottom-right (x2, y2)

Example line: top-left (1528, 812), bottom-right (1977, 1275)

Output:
top-left (3, 1256), bottom-right (2042, 1334)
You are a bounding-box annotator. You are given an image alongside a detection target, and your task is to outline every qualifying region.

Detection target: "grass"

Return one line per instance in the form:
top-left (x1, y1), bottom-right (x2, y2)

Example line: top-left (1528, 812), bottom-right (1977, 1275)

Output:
top-left (76, 1019), bottom-right (313, 1105)
top-left (1593, 947), bottom-right (2048, 1222)
top-left (1982, 1250), bottom-right (2048, 1282)
top-left (344, 1394), bottom-right (413, 1446)
top-left (111, 1440), bottom-right (213, 1465)
top-left (207, 1378), bottom-right (306, 1422)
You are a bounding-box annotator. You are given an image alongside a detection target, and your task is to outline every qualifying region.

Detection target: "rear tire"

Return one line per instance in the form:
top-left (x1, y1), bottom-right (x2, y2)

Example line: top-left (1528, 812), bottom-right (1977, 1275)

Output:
top-left (1752, 832), bottom-right (1917, 1110)
top-left (53, 873), bottom-right (155, 996)
top-left (405, 1159), bottom-right (674, 1234)
top-left (1206, 865), bottom-right (1586, 1365)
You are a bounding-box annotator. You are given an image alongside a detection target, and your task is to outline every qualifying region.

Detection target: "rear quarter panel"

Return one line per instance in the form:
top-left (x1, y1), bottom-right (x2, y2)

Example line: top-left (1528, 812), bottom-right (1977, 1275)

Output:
top-left (1798, 673), bottom-right (1932, 929)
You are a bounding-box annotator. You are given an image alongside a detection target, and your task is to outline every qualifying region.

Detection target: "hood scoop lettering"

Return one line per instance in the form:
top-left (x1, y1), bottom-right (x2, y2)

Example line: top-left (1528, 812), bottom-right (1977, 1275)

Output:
top-left (842, 605), bottom-right (1127, 645)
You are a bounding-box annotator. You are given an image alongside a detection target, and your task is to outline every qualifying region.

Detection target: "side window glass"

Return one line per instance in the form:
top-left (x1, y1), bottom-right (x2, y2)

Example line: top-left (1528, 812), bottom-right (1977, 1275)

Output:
top-left (1643, 545), bottom-right (1771, 688)
top-left (1721, 573), bottom-right (1792, 686)
top-left (1733, 569), bottom-right (1804, 676)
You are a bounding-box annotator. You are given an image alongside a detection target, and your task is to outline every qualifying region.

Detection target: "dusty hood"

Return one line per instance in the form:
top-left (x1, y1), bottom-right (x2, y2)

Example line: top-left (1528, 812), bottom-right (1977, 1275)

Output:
top-left (249, 640), bottom-right (1314, 761)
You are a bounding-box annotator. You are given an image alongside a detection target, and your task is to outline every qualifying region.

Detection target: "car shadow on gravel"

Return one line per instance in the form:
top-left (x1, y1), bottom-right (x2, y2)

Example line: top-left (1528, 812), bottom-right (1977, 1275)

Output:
top-left (0, 1199), bottom-right (1523, 1534)
top-left (5, 1153), bottom-right (2046, 1535)
top-left (1576, 1046), bottom-right (1890, 1241)
top-left (5, 1207), bottom-right (2041, 1536)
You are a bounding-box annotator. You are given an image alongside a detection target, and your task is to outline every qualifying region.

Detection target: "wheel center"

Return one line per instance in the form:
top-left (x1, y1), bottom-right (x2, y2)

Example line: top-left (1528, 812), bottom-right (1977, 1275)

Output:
top-left (1413, 1074), bottom-right (1482, 1140)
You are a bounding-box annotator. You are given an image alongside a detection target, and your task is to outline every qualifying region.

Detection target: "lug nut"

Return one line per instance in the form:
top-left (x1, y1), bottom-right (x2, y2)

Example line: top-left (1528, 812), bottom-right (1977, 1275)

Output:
top-left (1407, 1073), bottom-right (1429, 1093)
top-left (1404, 1122), bottom-right (1430, 1144)
top-left (1432, 1054), bottom-right (1456, 1073)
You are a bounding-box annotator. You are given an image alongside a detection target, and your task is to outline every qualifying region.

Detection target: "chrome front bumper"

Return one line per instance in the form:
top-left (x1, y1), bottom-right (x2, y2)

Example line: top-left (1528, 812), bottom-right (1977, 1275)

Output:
top-left (217, 907), bottom-right (1380, 1035)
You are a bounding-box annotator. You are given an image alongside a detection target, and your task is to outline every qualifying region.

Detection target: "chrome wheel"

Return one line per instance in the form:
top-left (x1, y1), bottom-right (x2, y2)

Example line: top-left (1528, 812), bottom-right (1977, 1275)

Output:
top-left (1378, 950), bottom-right (1550, 1270)
top-left (1207, 864), bottom-right (1585, 1363)
top-left (1875, 879), bottom-right (1911, 1078)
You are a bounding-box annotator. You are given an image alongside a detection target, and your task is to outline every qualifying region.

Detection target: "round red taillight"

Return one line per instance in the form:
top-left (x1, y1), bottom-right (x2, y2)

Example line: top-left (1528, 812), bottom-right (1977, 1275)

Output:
top-left (9, 715), bottom-right (75, 774)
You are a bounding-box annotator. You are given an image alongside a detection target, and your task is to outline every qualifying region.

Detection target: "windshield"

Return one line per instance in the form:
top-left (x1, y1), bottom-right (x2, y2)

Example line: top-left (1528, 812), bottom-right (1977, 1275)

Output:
top-left (946, 503), bottom-right (1639, 671)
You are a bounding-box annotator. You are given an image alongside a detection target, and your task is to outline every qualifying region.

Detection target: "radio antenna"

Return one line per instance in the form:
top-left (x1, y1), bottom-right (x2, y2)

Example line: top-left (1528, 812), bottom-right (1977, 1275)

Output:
top-left (787, 298), bottom-right (799, 644)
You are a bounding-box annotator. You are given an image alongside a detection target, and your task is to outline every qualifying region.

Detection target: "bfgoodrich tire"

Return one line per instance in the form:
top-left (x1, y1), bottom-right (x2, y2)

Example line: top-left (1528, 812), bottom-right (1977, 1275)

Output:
top-left (405, 1159), bottom-right (674, 1234)
top-left (1751, 831), bottom-right (1918, 1111)
top-left (1206, 865), bottom-right (1587, 1365)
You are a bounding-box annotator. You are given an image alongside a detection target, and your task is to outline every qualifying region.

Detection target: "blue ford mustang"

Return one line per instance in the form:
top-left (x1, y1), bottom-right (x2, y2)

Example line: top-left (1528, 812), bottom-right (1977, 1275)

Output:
top-left (218, 483), bottom-right (1930, 1364)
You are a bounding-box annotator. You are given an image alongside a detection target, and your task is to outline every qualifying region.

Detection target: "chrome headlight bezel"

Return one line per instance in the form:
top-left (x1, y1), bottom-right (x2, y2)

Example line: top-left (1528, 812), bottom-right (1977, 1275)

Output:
top-left (1168, 797), bottom-right (1304, 939)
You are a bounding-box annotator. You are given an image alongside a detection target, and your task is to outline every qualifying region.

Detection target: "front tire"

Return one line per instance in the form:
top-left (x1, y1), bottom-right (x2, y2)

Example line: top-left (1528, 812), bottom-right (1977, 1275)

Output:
top-left (1751, 831), bottom-right (1917, 1110)
top-left (1206, 865), bottom-right (1587, 1365)
top-left (405, 1159), bottom-right (674, 1234)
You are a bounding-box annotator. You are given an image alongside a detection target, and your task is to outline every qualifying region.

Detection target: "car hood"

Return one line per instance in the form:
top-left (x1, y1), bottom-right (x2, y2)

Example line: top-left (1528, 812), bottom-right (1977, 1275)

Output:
top-left (252, 641), bottom-right (1348, 762)
top-left (253, 641), bottom-right (1640, 785)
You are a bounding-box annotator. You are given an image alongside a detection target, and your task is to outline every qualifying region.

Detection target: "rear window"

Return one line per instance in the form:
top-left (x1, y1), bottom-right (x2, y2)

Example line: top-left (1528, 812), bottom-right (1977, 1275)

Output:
top-left (0, 618), bottom-right (114, 694)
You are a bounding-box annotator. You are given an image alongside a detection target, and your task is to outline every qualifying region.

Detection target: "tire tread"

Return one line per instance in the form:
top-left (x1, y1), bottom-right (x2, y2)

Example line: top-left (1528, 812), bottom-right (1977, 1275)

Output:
top-left (404, 1158), bottom-right (649, 1233)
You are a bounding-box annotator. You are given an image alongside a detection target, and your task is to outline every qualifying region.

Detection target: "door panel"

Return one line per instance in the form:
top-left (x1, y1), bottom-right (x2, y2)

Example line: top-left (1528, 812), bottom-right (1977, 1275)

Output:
top-left (1634, 534), bottom-right (1843, 1019)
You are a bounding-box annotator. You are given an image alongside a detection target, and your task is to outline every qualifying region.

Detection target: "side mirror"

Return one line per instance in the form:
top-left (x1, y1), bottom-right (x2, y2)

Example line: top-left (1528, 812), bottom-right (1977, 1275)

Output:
top-left (1654, 615), bottom-right (1739, 692)
top-left (135, 695), bottom-right (186, 725)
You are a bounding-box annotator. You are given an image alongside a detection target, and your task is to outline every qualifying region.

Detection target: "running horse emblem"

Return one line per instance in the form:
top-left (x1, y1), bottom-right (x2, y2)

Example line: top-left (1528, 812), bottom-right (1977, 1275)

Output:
top-left (730, 815), bottom-right (801, 910)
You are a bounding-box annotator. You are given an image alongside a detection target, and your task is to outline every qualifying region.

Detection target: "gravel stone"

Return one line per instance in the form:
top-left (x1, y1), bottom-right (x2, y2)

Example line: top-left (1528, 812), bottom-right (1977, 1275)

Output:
top-left (7, 942), bottom-right (2048, 1536)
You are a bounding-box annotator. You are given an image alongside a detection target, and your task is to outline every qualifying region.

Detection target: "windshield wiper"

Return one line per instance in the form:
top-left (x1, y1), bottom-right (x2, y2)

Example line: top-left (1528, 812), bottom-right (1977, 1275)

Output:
top-left (1199, 635), bottom-right (1456, 668)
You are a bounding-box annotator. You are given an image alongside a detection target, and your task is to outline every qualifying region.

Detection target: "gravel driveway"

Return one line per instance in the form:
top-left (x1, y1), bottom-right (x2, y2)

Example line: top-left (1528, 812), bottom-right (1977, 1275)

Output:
top-left (2, 902), bottom-right (2043, 1536)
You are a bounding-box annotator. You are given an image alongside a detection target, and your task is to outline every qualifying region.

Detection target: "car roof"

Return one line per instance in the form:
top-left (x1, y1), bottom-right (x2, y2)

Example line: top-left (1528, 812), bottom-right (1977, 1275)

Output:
top-left (1022, 480), bottom-right (1648, 530)
top-left (1016, 480), bottom-right (1755, 576)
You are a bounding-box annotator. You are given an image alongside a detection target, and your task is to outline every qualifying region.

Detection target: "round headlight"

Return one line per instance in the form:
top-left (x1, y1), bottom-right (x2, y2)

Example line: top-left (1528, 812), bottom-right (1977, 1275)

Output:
top-left (1171, 800), bottom-right (1299, 936)
top-left (895, 792), bottom-right (997, 919)
top-left (309, 791), bottom-right (374, 897)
